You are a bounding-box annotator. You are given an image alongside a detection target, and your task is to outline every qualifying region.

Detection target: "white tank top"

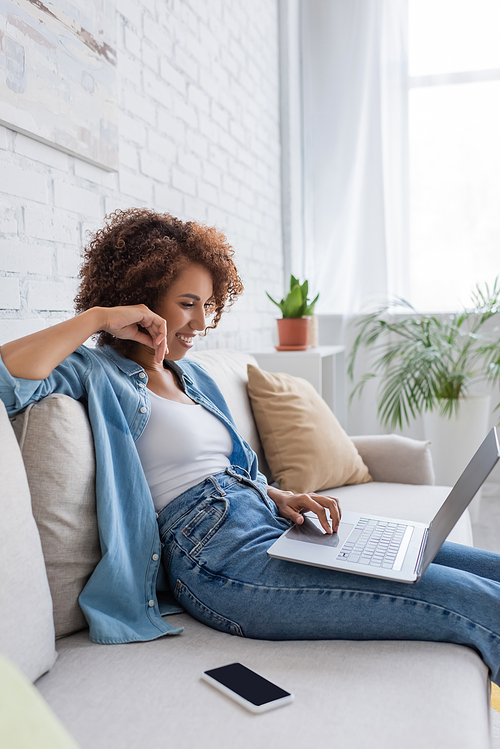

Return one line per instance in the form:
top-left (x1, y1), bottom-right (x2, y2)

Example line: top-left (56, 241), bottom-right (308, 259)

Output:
top-left (135, 389), bottom-right (233, 512)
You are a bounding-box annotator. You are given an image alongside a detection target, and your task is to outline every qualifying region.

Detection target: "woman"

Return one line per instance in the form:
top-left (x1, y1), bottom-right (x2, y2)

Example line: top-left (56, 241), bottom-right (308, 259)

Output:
top-left (1, 208), bottom-right (500, 686)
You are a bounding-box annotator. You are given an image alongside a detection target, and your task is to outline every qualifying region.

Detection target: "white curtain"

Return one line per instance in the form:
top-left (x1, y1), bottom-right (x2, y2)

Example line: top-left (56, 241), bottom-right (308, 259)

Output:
top-left (300, 0), bottom-right (409, 315)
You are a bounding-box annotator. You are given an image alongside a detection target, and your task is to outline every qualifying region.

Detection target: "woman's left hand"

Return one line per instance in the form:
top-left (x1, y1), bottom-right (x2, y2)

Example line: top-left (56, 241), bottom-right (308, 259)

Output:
top-left (267, 486), bottom-right (341, 534)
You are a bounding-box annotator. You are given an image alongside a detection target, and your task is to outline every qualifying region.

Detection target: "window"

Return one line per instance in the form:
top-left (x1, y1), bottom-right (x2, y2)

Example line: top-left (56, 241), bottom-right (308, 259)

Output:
top-left (408, 0), bottom-right (500, 311)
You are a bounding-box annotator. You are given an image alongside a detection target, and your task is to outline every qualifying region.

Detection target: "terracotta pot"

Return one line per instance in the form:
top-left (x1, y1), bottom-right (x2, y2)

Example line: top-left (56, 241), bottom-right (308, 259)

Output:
top-left (276, 317), bottom-right (310, 349)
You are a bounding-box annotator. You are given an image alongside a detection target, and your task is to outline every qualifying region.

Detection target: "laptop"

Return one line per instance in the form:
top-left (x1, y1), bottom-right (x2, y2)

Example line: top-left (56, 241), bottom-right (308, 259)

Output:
top-left (267, 427), bottom-right (500, 583)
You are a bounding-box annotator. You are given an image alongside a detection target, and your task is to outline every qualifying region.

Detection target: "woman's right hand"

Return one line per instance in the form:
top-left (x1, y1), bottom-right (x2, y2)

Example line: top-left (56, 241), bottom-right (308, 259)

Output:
top-left (100, 305), bottom-right (168, 363)
top-left (1, 304), bottom-right (169, 380)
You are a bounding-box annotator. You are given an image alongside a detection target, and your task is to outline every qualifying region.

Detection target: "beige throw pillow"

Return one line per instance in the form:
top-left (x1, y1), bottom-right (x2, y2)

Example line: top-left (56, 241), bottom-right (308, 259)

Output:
top-left (247, 365), bottom-right (372, 493)
top-left (11, 394), bottom-right (99, 639)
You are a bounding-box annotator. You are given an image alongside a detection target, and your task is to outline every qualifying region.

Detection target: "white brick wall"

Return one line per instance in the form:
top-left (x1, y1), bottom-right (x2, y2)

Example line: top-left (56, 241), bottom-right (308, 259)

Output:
top-left (0, 277), bottom-right (20, 309)
top-left (0, 0), bottom-right (283, 352)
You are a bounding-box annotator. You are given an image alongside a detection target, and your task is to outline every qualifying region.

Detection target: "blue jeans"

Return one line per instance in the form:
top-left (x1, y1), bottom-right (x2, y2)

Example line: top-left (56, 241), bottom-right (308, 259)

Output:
top-left (157, 467), bottom-right (500, 685)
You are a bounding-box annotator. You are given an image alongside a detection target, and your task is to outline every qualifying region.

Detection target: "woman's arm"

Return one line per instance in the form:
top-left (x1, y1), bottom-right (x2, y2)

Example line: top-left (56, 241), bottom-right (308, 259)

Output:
top-left (267, 485), bottom-right (341, 534)
top-left (0, 305), bottom-right (168, 380)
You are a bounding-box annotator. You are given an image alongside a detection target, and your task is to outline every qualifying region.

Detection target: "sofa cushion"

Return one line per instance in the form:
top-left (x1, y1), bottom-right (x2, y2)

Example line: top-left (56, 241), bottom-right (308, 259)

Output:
top-left (0, 401), bottom-right (56, 681)
top-left (0, 653), bottom-right (79, 749)
top-left (246, 365), bottom-right (371, 492)
top-left (36, 619), bottom-right (490, 749)
top-left (11, 394), bottom-right (99, 639)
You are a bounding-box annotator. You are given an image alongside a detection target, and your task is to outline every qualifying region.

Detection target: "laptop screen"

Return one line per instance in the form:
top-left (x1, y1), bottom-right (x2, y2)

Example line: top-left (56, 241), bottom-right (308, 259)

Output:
top-left (420, 427), bottom-right (500, 575)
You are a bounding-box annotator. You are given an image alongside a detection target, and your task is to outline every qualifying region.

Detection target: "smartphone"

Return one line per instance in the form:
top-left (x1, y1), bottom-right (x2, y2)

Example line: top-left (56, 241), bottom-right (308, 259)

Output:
top-left (201, 662), bottom-right (294, 713)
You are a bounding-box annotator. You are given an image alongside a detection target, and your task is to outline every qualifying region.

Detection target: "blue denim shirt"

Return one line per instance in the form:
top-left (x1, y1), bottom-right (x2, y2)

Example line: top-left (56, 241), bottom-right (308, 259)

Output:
top-left (0, 345), bottom-right (266, 644)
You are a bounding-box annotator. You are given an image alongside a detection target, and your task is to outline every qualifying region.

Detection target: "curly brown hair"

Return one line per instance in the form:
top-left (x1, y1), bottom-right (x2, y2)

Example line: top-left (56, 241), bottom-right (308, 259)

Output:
top-left (74, 208), bottom-right (243, 355)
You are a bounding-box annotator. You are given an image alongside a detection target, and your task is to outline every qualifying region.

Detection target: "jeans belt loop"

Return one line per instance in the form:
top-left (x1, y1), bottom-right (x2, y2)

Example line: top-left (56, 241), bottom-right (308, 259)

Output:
top-left (207, 474), bottom-right (226, 497)
top-left (226, 465), bottom-right (251, 481)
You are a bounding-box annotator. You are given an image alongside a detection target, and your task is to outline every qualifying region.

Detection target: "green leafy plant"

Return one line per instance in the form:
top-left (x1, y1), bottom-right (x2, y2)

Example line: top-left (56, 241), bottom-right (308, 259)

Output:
top-left (266, 275), bottom-right (319, 318)
top-left (348, 279), bottom-right (500, 429)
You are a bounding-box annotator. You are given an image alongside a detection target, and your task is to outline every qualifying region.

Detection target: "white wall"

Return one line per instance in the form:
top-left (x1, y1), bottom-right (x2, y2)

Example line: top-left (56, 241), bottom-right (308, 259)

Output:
top-left (0, 0), bottom-right (283, 352)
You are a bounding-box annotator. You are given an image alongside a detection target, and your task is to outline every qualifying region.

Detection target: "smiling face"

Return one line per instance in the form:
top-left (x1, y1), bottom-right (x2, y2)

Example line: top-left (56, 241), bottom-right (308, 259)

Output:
top-left (155, 263), bottom-right (214, 360)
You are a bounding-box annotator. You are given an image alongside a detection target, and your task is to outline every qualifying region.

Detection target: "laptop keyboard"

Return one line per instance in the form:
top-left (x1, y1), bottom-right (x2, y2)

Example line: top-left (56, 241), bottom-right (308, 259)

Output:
top-left (336, 518), bottom-right (408, 569)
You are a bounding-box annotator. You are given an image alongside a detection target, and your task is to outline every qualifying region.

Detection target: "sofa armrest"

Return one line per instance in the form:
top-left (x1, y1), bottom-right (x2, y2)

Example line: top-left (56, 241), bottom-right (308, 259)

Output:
top-left (350, 434), bottom-right (436, 485)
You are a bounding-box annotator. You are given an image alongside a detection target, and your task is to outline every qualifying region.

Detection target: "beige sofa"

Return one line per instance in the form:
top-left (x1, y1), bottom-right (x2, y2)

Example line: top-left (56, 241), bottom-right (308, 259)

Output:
top-left (0, 349), bottom-right (492, 749)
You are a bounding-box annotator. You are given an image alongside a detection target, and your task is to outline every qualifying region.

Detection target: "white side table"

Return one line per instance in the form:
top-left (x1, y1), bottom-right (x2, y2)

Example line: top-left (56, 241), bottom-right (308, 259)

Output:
top-left (249, 346), bottom-right (346, 427)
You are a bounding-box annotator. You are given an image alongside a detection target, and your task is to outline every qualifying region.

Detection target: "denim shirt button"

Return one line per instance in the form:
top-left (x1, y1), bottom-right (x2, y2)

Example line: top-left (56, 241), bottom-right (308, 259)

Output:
top-left (138, 383), bottom-right (145, 388)
top-left (152, 554), bottom-right (159, 561)
top-left (140, 406), bottom-right (147, 413)
top-left (139, 372), bottom-right (146, 378)
top-left (148, 600), bottom-right (155, 607)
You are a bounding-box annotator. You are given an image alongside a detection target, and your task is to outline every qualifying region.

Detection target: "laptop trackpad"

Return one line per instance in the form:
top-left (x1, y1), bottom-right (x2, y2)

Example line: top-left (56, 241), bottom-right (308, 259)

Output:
top-left (286, 516), bottom-right (355, 548)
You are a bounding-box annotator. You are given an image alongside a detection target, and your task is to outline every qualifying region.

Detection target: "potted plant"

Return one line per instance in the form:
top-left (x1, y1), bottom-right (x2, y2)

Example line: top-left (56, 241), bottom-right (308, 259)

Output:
top-left (348, 280), bottom-right (500, 495)
top-left (267, 275), bottom-right (319, 350)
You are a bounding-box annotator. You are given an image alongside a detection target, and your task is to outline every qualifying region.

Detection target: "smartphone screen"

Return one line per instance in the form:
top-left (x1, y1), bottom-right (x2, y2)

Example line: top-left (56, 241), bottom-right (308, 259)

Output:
top-left (203, 663), bottom-right (291, 707)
